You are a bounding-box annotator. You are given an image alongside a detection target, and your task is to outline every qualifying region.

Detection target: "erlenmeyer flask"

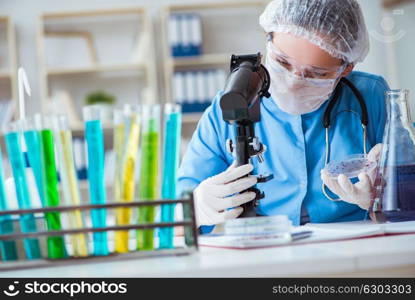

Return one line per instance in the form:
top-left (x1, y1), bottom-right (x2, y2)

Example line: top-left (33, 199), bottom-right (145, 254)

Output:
top-left (370, 89), bottom-right (415, 222)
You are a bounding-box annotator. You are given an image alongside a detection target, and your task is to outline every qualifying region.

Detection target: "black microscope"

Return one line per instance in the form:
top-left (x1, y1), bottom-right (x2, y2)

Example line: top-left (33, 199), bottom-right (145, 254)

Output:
top-left (220, 53), bottom-right (274, 218)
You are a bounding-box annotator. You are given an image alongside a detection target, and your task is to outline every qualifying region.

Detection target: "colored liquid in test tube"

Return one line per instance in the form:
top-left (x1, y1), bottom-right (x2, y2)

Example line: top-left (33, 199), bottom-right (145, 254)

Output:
top-left (137, 105), bottom-right (160, 251)
top-left (23, 116), bottom-right (47, 208)
top-left (159, 104), bottom-right (182, 249)
top-left (83, 106), bottom-right (109, 256)
top-left (52, 115), bottom-right (88, 257)
top-left (114, 106), bottom-right (141, 253)
top-left (113, 109), bottom-right (126, 252)
top-left (4, 122), bottom-right (41, 259)
top-left (41, 118), bottom-right (67, 259)
top-left (0, 147), bottom-right (18, 261)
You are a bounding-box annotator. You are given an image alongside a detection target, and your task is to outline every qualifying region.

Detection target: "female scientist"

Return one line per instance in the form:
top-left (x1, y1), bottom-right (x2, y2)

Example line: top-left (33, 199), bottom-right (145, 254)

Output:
top-left (177, 0), bottom-right (389, 232)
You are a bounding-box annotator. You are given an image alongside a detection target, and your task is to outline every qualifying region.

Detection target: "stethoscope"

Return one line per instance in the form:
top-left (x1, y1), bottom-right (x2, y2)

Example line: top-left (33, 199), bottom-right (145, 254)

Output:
top-left (321, 76), bottom-right (369, 201)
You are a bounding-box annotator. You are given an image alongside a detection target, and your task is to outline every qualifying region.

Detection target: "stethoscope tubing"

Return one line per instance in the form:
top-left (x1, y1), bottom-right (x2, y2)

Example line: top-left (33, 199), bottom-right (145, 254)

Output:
top-left (321, 77), bottom-right (369, 201)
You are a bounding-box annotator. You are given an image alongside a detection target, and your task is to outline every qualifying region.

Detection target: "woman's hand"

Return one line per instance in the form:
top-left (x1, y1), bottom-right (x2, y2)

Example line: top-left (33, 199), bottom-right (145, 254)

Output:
top-left (193, 163), bottom-right (257, 227)
top-left (321, 144), bottom-right (382, 210)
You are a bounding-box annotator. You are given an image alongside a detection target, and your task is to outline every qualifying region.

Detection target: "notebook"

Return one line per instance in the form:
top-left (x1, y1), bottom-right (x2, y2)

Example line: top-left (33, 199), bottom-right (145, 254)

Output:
top-left (198, 220), bottom-right (415, 249)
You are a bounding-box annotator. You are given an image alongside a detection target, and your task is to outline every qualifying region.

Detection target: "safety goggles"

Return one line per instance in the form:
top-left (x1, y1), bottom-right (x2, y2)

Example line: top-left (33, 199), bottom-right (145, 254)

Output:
top-left (266, 41), bottom-right (346, 80)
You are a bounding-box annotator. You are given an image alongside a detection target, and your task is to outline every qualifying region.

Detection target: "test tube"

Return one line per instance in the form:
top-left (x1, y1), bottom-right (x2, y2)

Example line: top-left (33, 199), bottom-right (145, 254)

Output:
top-left (114, 105), bottom-right (141, 253)
top-left (23, 114), bottom-right (47, 208)
top-left (40, 117), bottom-right (67, 259)
top-left (137, 104), bottom-right (160, 251)
top-left (0, 147), bottom-right (18, 261)
top-left (159, 103), bottom-right (182, 249)
top-left (52, 115), bottom-right (88, 257)
top-left (113, 109), bottom-right (125, 252)
top-left (113, 108), bottom-right (126, 250)
top-left (3, 121), bottom-right (41, 259)
top-left (83, 105), bottom-right (109, 256)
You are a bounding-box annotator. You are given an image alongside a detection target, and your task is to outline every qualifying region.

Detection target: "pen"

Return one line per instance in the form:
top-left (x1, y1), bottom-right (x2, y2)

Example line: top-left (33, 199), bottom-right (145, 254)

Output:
top-left (291, 230), bottom-right (313, 241)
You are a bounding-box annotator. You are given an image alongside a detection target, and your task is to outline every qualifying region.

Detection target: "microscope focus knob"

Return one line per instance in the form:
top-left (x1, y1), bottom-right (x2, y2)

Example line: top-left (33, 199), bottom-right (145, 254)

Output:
top-left (226, 139), bottom-right (233, 154)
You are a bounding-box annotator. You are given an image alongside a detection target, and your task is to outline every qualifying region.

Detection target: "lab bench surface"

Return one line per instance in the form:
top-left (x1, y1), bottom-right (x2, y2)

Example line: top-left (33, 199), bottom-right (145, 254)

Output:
top-left (2, 231), bottom-right (415, 277)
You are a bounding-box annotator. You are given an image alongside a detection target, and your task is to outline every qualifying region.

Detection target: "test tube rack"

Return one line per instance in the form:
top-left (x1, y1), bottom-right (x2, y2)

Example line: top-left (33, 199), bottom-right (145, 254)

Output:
top-left (0, 196), bottom-right (198, 272)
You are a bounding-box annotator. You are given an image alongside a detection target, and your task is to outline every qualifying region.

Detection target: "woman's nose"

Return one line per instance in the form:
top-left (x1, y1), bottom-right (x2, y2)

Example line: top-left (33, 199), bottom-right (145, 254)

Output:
top-left (291, 67), bottom-right (304, 78)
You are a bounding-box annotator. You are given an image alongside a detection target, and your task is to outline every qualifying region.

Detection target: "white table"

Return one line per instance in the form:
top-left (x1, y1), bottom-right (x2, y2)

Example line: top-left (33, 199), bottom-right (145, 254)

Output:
top-left (2, 229), bottom-right (415, 277)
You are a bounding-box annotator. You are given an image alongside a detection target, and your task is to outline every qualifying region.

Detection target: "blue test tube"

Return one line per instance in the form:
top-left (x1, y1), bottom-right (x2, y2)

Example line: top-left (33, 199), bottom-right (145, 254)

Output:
top-left (159, 103), bottom-right (182, 249)
top-left (0, 146), bottom-right (18, 261)
top-left (83, 105), bottom-right (109, 256)
top-left (4, 122), bottom-right (41, 259)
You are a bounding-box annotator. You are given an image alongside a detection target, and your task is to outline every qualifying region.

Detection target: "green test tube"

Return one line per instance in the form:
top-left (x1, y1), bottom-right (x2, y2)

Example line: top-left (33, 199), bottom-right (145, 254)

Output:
top-left (52, 115), bottom-right (88, 257)
top-left (137, 105), bottom-right (160, 251)
top-left (23, 115), bottom-right (47, 208)
top-left (40, 117), bottom-right (67, 259)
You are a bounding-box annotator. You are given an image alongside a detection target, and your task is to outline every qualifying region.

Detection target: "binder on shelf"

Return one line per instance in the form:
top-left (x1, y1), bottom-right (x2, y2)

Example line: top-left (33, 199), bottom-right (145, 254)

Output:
top-left (206, 69), bottom-right (217, 110)
top-left (169, 13), bottom-right (202, 57)
top-left (180, 14), bottom-right (192, 57)
top-left (173, 72), bottom-right (184, 107)
top-left (189, 14), bottom-right (202, 56)
top-left (215, 70), bottom-right (227, 92)
top-left (182, 71), bottom-right (192, 113)
top-left (195, 71), bottom-right (206, 113)
top-left (168, 14), bottom-right (180, 57)
top-left (198, 70), bottom-right (210, 112)
top-left (173, 69), bottom-right (228, 114)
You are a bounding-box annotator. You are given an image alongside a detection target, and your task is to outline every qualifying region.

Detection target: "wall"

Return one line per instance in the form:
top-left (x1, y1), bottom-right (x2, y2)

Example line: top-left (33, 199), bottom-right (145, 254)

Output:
top-left (392, 2), bottom-right (415, 92)
top-left (358, 0), bottom-right (415, 117)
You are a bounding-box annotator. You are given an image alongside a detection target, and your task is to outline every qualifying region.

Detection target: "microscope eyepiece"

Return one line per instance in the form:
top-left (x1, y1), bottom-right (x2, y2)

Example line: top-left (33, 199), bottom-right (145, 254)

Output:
top-left (220, 53), bottom-right (270, 123)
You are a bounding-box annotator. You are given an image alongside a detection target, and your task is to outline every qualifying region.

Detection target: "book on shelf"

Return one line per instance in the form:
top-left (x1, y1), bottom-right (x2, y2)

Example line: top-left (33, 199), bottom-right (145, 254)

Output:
top-left (173, 69), bottom-right (226, 113)
top-left (169, 13), bottom-right (202, 57)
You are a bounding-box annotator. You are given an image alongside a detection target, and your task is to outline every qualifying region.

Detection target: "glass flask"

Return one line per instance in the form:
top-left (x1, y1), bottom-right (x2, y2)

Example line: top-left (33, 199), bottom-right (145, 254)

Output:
top-left (370, 89), bottom-right (415, 222)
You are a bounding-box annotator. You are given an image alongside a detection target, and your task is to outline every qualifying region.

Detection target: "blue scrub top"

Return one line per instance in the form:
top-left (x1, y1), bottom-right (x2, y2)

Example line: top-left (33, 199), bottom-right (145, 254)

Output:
top-left (177, 71), bottom-right (389, 233)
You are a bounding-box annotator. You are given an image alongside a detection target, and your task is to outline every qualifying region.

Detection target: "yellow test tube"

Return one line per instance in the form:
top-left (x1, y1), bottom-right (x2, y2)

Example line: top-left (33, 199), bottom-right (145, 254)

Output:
top-left (113, 108), bottom-right (125, 220)
top-left (114, 105), bottom-right (141, 253)
top-left (52, 115), bottom-right (88, 257)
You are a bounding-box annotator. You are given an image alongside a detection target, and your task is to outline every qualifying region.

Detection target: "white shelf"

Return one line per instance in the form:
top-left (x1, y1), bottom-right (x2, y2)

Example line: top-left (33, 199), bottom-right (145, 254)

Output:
top-left (171, 53), bottom-right (230, 68)
top-left (42, 7), bottom-right (146, 19)
top-left (0, 69), bottom-right (11, 79)
top-left (69, 114), bottom-right (202, 131)
top-left (38, 7), bottom-right (157, 122)
top-left (71, 122), bottom-right (113, 133)
top-left (182, 112), bottom-right (203, 124)
top-left (46, 62), bottom-right (146, 76)
top-left (69, 113), bottom-right (203, 130)
top-left (167, 1), bottom-right (266, 12)
top-left (0, 16), bottom-right (17, 103)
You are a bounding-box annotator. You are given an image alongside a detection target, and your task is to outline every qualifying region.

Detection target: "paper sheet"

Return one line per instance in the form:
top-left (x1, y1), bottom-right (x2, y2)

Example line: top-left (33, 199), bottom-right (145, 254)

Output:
top-left (199, 221), bottom-right (415, 249)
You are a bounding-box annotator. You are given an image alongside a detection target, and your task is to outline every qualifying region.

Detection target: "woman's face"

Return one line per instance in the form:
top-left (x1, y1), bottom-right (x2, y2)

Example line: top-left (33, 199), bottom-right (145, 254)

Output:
top-left (271, 33), bottom-right (353, 79)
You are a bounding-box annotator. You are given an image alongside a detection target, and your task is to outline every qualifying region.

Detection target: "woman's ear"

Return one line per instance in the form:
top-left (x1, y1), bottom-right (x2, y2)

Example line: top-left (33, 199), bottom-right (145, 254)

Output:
top-left (341, 63), bottom-right (354, 77)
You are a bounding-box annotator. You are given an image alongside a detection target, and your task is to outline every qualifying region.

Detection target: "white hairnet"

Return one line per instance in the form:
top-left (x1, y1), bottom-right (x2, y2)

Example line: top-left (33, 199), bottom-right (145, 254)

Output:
top-left (259, 0), bottom-right (369, 63)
